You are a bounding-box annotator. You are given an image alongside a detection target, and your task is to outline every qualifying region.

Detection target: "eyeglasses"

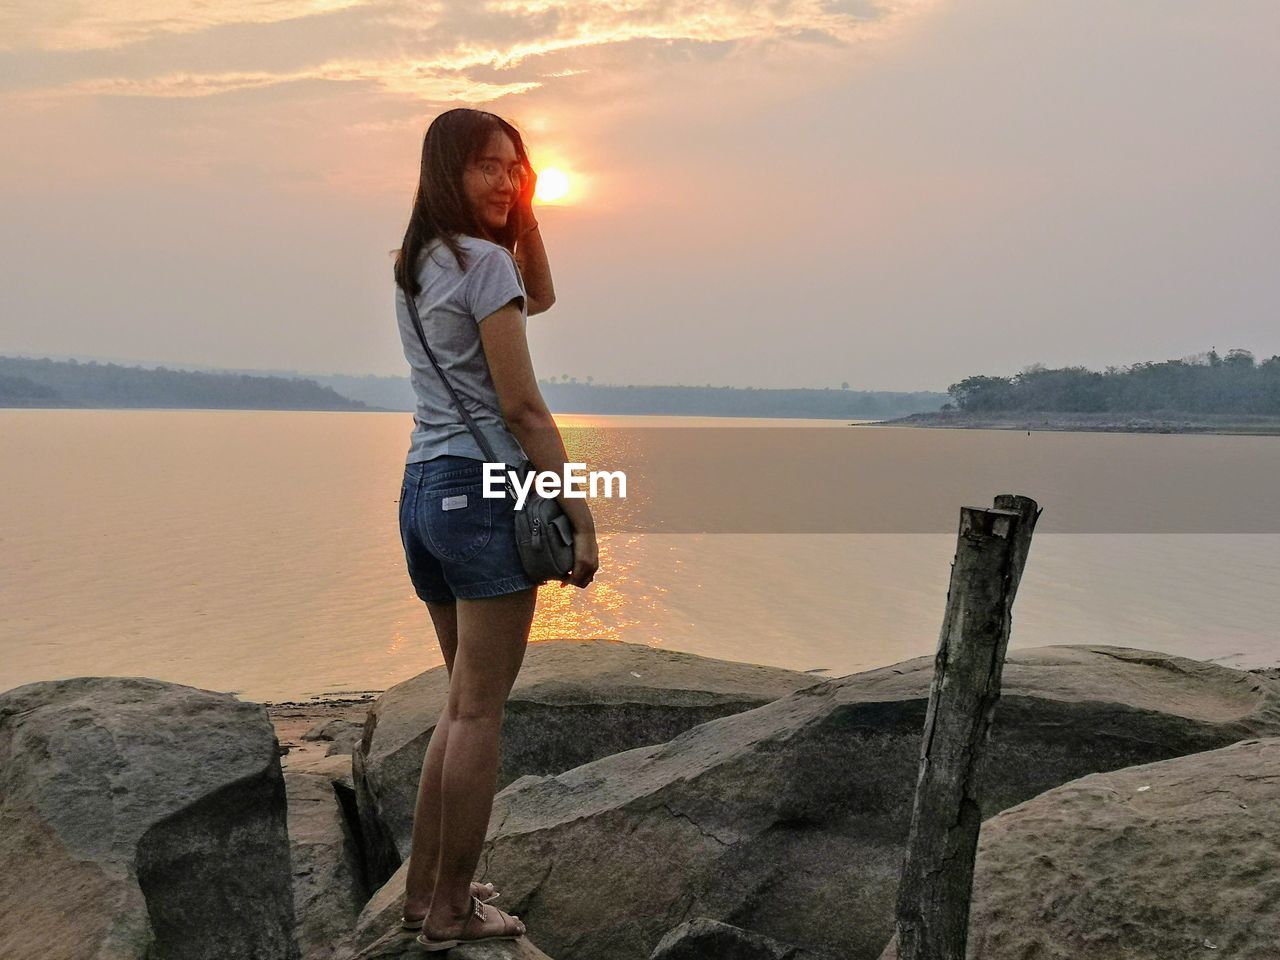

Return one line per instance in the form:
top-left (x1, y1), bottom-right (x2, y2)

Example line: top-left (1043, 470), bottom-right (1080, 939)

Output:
top-left (472, 159), bottom-right (528, 193)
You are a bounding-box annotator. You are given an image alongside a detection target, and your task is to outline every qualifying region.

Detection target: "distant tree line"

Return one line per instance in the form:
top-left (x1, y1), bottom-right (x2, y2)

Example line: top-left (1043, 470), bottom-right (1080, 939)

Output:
top-left (0, 374), bottom-right (61, 406)
top-left (535, 381), bottom-right (944, 419)
top-left (948, 350), bottom-right (1280, 415)
top-left (0, 356), bottom-right (376, 411)
top-left (317, 371), bottom-right (946, 419)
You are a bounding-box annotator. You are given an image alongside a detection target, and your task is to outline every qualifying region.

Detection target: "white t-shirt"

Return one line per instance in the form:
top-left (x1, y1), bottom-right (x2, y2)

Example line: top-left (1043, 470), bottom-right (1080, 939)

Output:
top-left (395, 234), bottom-right (528, 465)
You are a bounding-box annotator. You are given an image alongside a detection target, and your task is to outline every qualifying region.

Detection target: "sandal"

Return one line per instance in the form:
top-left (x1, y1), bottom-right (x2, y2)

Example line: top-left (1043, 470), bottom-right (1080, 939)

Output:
top-left (400, 882), bottom-right (499, 931)
top-left (416, 894), bottom-right (526, 952)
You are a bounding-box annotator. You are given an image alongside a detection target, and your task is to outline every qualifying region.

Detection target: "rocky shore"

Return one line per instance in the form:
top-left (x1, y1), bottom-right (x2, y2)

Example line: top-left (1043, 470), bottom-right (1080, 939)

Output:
top-left (867, 410), bottom-right (1280, 435)
top-left (269, 696), bottom-right (374, 766)
top-left (3, 639), bottom-right (1278, 960)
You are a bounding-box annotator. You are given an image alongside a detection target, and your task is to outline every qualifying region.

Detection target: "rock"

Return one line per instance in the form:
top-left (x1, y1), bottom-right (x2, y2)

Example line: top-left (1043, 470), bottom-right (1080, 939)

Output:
top-left (287, 753), bottom-right (369, 960)
top-left (352, 645), bottom-right (1278, 960)
top-left (353, 639), bottom-right (820, 886)
top-left (300, 717), bottom-right (363, 756)
top-left (305, 717), bottom-right (363, 742)
top-left (0, 676), bottom-right (297, 960)
top-left (651, 917), bottom-right (836, 959)
top-left (344, 927), bottom-right (556, 959)
top-left (963, 737), bottom-right (1280, 960)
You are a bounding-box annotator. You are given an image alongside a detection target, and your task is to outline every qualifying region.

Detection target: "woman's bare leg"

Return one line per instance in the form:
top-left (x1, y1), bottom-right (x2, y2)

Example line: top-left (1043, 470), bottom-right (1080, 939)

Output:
top-left (402, 600), bottom-right (459, 920)
top-left (425, 587), bottom-right (536, 937)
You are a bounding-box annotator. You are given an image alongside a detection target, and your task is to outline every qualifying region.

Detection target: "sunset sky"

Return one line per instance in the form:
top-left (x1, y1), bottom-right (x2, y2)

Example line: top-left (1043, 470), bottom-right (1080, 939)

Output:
top-left (2, 0), bottom-right (1277, 390)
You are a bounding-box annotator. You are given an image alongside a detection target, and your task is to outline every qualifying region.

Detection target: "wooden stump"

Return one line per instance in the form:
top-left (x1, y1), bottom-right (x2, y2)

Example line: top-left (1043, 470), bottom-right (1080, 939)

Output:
top-left (892, 494), bottom-right (1041, 960)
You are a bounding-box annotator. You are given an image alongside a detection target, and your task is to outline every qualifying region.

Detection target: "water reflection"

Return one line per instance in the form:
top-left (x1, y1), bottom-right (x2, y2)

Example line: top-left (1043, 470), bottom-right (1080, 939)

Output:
top-left (1, 409), bottom-right (1277, 702)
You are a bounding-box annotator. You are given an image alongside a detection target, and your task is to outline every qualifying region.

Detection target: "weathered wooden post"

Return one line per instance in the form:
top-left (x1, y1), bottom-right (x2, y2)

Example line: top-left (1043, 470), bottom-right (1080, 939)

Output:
top-left (891, 493), bottom-right (1041, 960)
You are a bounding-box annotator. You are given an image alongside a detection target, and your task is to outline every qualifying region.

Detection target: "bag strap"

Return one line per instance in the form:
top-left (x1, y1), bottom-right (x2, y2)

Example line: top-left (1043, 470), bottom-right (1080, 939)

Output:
top-left (400, 273), bottom-right (520, 499)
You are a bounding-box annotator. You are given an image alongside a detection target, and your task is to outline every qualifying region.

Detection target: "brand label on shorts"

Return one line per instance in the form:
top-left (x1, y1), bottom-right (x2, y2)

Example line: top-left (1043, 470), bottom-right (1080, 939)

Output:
top-left (441, 495), bottom-right (468, 511)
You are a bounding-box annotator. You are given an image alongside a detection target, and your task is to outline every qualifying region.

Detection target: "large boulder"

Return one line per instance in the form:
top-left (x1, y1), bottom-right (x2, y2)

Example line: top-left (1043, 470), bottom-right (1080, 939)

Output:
top-left (0, 676), bottom-right (297, 960)
top-left (287, 753), bottom-right (370, 960)
top-left (350, 645), bottom-right (1279, 960)
top-left (353, 639), bottom-right (820, 885)
top-left (964, 736), bottom-right (1280, 959)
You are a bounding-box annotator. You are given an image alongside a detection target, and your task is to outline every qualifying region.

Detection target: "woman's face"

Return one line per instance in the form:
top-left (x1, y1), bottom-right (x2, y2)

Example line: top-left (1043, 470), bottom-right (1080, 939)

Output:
top-left (463, 131), bottom-right (522, 238)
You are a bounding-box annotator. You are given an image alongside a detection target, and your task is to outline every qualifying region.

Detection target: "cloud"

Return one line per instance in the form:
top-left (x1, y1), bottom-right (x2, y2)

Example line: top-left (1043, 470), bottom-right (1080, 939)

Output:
top-left (54, 61), bottom-right (542, 101)
top-left (392, 0), bottom-right (935, 68)
top-left (0, 0), bottom-right (939, 201)
top-left (2, 0), bottom-right (936, 101)
top-left (0, 0), bottom-right (383, 52)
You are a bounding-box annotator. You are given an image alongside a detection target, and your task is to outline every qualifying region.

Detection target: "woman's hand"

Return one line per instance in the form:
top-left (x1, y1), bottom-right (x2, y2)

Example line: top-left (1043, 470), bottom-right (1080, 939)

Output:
top-left (561, 525), bottom-right (599, 589)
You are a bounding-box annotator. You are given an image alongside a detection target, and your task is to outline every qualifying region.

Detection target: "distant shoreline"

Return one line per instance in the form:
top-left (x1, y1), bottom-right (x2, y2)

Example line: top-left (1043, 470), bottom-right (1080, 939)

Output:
top-left (10, 406), bottom-right (1280, 434)
top-left (866, 411), bottom-right (1280, 436)
top-left (0, 404), bottom-right (890, 421)
top-left (2, 355), bottom-right (946, 420)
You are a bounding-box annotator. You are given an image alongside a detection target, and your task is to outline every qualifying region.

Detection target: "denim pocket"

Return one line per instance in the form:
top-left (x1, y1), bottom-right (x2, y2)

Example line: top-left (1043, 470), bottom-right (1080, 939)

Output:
top-left (423, 483), bottom-right (492, 562)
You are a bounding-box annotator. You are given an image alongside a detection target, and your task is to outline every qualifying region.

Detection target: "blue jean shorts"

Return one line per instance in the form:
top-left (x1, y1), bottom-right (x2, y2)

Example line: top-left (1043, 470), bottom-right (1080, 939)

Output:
top-left (399, 455), bottom-right (536, 603)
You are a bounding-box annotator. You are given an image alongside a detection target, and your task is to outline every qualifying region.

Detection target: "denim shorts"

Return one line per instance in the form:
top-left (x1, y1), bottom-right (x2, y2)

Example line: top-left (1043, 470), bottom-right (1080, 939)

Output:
top-left (399, 455), bottom-right (536, 603)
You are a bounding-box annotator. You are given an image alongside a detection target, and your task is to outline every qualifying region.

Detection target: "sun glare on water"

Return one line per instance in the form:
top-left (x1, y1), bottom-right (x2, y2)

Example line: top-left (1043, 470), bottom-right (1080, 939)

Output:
top-left (535, 167), bottom-right (571, 203)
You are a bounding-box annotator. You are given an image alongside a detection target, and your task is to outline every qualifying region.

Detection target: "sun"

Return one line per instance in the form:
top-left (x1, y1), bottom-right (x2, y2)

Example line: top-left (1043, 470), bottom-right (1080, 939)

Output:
top-left (535, 167), bottom-right (570, 203)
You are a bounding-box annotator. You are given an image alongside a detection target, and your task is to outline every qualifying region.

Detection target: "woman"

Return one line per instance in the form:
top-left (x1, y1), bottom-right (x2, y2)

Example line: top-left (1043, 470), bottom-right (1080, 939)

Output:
top-left (391, 107), bottom-right (600, 950)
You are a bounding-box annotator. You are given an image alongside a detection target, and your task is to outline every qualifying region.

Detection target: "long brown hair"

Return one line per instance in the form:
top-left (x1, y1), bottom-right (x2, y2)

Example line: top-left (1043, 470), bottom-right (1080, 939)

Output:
top-left (393, 107), bottom-right (532, 298)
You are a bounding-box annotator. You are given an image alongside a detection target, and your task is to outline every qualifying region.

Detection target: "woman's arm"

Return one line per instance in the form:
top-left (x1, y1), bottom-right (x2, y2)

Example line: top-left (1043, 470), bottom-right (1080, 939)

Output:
top-left (514, 224), bottom-right (555, 316)
top-left (478, 302), bottom-right (597, 587)
top-left (512, 166), bottom-right (555, 315)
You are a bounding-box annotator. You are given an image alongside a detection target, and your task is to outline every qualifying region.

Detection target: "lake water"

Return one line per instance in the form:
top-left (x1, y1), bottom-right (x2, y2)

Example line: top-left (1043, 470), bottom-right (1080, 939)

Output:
top-left (2, 409), bottom-right (1277, 702)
